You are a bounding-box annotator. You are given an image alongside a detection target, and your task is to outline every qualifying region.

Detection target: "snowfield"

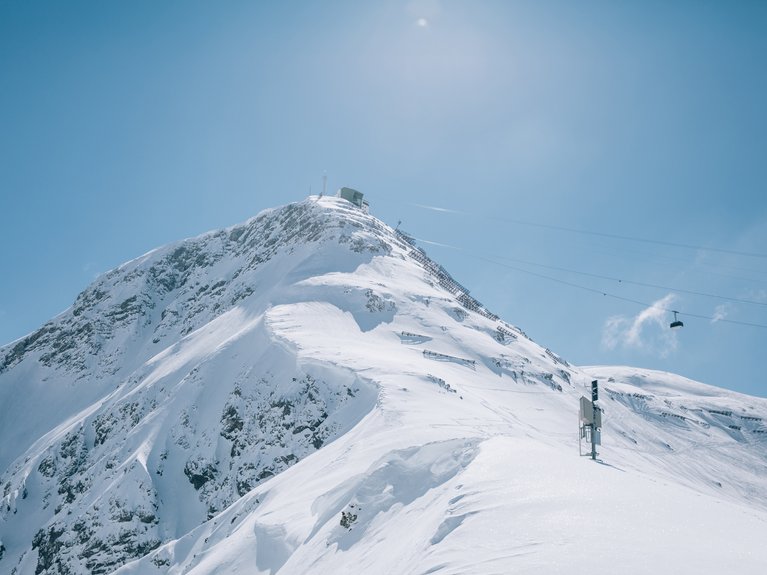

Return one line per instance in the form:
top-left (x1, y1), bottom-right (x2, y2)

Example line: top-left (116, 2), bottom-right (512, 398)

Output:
top-left (1, 196), bottom-right (765, 574)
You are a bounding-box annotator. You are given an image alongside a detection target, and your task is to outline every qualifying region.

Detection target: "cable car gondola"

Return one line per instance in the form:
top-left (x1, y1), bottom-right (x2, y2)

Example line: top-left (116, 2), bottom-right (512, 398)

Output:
top-left (670, 311), bottom-right (684, 329)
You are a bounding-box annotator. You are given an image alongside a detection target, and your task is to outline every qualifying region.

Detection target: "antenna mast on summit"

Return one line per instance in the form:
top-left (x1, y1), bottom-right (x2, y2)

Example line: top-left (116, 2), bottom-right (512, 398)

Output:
top-left (321, 172), bottom-right (327, 198)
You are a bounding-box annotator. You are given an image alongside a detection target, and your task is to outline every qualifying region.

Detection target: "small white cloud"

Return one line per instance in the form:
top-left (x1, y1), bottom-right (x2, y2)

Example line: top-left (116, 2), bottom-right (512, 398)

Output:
top-left (601, 315), bottom-right (627, 351)
top-left (601, 293), bottom-right (678, 358)
top-left (416, 17), bottom-right (429, 27)
top-left (711, 303), bottom-right (732, 323)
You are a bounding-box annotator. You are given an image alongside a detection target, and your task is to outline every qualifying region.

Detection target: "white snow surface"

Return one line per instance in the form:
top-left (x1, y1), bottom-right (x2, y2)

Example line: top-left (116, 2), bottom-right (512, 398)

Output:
top-left (1, 196), bottom-right (765, 574)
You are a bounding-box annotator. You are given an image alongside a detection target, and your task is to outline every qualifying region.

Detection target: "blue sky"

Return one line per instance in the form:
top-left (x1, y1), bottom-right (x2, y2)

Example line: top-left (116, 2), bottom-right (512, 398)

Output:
top-left (1, 0), bottom-right (766, 397)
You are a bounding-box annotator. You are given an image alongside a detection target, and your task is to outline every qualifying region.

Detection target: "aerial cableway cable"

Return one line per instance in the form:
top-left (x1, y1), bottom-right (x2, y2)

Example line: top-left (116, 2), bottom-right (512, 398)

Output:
top-left (415, 238), bottom-right (767, 330)
top-left (410, 202), bottom-right (767, 260)
top-left (433, 248), bottom-right (766, 307)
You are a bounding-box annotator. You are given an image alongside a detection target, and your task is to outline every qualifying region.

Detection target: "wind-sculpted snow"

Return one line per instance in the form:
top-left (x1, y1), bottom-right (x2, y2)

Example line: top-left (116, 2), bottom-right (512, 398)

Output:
top-left (2, 196), bottom-right (767, 575)
top-left (313, 438), bottom-right (480, 551)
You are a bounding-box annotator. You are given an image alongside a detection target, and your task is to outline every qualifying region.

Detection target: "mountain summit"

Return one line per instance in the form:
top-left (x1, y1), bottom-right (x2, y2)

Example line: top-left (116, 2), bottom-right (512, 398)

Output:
top-left (1, 196), bottom-right (766, 575)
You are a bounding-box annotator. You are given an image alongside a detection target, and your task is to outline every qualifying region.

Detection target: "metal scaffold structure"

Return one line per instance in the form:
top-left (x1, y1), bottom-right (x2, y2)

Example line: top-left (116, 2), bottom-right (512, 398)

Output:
top-left (396, 229), bottom-right (503, 324)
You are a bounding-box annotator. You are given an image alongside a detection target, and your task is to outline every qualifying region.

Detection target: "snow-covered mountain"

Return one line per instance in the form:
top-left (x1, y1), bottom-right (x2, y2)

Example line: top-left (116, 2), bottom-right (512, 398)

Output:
top-left (1, 196), bottom-right (765, 575)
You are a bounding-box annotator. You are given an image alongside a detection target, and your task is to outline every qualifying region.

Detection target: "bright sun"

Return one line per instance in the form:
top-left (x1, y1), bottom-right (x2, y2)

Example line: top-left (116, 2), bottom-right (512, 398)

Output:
top-left (416, 18), bottom-right (429, 28)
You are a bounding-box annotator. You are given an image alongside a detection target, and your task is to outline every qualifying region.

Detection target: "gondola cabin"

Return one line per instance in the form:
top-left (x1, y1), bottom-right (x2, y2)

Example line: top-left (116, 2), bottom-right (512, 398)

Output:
top-left (670, 311), bottom-right (684, 329)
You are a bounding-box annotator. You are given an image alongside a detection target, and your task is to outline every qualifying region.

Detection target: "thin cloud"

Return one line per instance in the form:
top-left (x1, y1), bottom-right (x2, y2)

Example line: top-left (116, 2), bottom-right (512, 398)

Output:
top-left (711, 303), bottom-right (732, 323)
top-left (746, 288), bottom-right (767, 304)
top-left (602, 293), bottom-right (678, 358)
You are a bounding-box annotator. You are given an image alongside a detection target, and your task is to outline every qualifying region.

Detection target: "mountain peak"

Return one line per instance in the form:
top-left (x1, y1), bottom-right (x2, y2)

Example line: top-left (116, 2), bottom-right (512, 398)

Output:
top-left (0, 196), bottom-right (391, 374)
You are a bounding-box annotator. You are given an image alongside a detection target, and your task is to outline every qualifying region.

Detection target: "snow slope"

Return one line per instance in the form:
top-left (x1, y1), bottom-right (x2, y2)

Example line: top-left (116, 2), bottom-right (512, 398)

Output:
top-left (1, 196), bottom-right (765, 574)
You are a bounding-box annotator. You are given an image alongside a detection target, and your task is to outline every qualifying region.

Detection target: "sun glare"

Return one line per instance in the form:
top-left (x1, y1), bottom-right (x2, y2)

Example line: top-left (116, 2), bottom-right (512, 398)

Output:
top-left (416, 18), bottom-right (429, 28)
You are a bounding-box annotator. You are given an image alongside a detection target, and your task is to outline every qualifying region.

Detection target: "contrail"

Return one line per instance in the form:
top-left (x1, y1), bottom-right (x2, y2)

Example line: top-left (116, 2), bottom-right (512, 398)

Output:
top-left (415, 238), bottom-right (461, 249)
top-left (409, 203), bottom-right (463, 215)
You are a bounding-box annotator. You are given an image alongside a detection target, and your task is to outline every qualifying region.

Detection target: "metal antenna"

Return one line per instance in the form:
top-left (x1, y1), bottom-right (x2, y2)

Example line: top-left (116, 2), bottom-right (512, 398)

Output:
top-left (322, 172), bottom-right (327, 198)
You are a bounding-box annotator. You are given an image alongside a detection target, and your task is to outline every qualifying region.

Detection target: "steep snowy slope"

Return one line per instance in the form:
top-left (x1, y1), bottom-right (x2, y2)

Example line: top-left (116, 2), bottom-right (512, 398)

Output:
top-left (1, 196), bottom-right (766, 574)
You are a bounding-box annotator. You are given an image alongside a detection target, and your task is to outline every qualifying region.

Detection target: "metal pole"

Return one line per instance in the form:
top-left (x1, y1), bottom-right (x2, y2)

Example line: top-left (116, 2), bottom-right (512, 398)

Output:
top-left (591, 380), bottom-right (598, 460)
